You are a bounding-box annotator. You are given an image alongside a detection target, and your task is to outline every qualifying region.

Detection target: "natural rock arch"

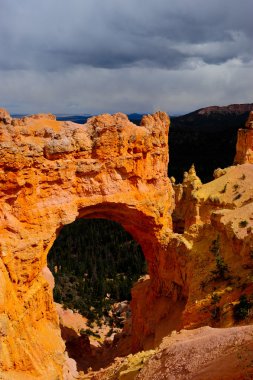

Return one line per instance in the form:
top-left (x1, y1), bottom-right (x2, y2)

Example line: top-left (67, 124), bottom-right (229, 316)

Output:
top-left (0, 110), bottom-right (186, 379)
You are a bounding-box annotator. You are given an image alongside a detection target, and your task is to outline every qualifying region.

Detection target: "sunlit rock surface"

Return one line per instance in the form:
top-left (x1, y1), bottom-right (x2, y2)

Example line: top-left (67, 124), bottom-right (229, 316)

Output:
top-left (0, 109), bottom-right (177, 379)
top-left (234, 111), bottom-right (253, 164)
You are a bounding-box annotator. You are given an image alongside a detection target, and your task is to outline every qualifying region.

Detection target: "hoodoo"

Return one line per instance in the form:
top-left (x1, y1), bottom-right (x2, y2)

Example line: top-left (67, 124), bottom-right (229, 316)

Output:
top-left (234, 111), bottom-right (253, 164)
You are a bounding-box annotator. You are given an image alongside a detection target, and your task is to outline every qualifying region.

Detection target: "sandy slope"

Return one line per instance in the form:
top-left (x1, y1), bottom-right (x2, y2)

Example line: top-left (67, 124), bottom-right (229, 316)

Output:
top-left (137, 326), bottom-right (253, 380)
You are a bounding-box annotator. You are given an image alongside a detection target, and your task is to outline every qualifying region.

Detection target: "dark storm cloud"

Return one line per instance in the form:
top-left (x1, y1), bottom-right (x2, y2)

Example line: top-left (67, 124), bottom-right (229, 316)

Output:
top-left (0, 0), bottom-right (252, 114)
top-left (0, 0), bottom-right (252, 72)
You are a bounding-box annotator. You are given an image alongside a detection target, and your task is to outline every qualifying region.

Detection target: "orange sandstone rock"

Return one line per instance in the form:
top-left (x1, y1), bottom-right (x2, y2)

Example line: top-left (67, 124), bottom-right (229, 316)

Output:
top-left (0, 110), bottom-right (180, 378)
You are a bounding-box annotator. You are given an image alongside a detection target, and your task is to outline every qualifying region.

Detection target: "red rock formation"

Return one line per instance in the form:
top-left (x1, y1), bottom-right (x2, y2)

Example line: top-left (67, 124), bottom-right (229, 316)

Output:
top-left (0, 109), bottom-right (181, 378)
top-left (234, 111), bottom-right (253, 164)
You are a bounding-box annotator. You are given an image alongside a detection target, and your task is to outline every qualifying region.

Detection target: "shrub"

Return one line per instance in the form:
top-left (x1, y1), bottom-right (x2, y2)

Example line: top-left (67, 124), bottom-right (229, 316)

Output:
top-left (211, 255), bottom-right (229, 280)
top-left (106, 328), bottom-right (114, 337)
top-left (80, 328), bottom-right (100, 338)
top-left (211, 293), bottom-right (221, 304)
top-left (210, 236), bottom-right (220, 255)
top-left (239, 220), bottom-right (248, 228)
top-left (210, 236), bottom-right (230, 280)
top-left (211, 306), bottom-right (220, 321)
top-left (233, 295), bottom-right (252, 321)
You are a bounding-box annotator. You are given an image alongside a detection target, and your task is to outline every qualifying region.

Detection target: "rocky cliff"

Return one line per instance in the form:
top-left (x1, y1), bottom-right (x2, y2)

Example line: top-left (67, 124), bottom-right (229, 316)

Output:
top-left (0, 109), bottom-right (181, 379)
top-left (0, 107), bottom-right (253, 379)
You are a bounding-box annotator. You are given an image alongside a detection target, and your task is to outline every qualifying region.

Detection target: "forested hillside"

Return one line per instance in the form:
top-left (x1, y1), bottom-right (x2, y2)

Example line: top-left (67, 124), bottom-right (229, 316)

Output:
top-left (48, 219), bottom-right (146, 323)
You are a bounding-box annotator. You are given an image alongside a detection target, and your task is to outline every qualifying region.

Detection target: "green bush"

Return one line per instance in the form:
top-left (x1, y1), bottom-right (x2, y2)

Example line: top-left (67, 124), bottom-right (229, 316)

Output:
top-left (211, 293), bottom-right (221, 304)
top-left (210, 236), bottom-right (230, 280)
top-left (211, 306), bottom-right (220, 321)
top-left (233, 295), bottom-right (252, 321)
top-left (211, 255), bottom-right (229, 280)
top-left (80, 328), bottom-right (100, 338)
top-left (239, 220), bottom-right (248, 228)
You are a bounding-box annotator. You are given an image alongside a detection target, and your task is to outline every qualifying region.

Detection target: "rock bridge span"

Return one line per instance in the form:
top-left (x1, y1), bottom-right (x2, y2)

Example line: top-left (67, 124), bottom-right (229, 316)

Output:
top-left (0, 109), bottom-right (184, 379)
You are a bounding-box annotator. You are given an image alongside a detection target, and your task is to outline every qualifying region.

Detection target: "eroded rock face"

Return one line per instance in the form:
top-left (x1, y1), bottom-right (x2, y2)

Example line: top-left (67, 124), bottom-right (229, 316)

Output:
top-left (234, 111), bottom-right (253, 164)
top-left (171, 162), bottom-right (253, 330)
top-left (0, 109), bottom-right (180, 378)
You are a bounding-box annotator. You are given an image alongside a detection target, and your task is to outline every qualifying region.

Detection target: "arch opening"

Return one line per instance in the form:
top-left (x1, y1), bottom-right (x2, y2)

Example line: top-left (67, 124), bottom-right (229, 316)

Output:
top-left (48, 216), bottom-right (148, 371)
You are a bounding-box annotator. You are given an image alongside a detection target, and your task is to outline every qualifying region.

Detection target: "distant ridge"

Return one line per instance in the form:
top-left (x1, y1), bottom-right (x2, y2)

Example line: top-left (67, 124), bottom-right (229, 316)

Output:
top-left (197, 103), bottom-right (253, 115)
top-left (11, 103), bottom-right (253, 121)
top-left (56, 113), bottom-right (144, 125)
top-left (56, 115), bottom-right (90, 124)
top-left (127, 113), bottom-right (143, 120)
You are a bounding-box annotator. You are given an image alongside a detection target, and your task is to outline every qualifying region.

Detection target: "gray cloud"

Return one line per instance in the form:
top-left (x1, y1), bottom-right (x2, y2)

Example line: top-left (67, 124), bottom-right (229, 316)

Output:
top-left (0, 0), bottom-right (252, 114)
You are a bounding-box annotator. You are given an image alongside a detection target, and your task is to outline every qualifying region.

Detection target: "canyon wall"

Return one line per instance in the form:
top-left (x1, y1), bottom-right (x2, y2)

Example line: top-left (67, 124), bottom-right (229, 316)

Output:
top-left (0, 109), bottom-right (183, 379)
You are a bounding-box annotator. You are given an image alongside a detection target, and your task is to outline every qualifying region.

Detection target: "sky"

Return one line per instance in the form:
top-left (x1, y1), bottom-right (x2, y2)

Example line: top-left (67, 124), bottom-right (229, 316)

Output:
top-left (0, 0), bottom-right (252, 116)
